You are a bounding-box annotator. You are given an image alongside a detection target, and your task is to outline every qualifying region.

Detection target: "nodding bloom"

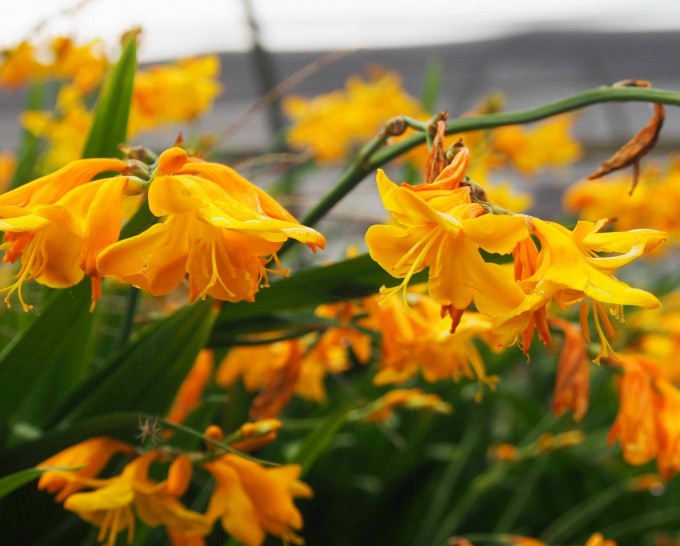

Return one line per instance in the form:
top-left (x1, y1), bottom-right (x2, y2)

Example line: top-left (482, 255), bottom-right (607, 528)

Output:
top-left (38, 437), bottom-right (135, 502)
top-left (365, 147), bottom-right (528, 323)
top-left (367, 291), bottom-right (502, 397)
top-left (203, 454), bottom-right (312, 546)
top-left (491, 218), bottom-right (666, 362)
top-left (0, 158), bottom-right (131, 309)
top-left (97, 148), bottom-right (325, 303)
top-left (550, 318), bottom-right (590, 422)
top-left (63, 451), bottom-right (209, 546)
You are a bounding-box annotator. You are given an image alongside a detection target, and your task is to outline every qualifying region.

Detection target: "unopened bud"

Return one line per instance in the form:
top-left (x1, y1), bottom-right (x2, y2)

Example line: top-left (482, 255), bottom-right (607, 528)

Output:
top-left (118, 144), bottom-right (157, 164)
top-left (385, 116), bottom-right (407, 136)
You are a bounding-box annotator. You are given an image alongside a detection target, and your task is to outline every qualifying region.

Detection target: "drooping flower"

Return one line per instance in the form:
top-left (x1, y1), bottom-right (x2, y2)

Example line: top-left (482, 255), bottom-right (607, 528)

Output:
top-left (361, 388), bottom-right (452, 422)
top-left (203, 454), bottom-right (312, 546)
top-left (97, 148), bottom-right (325, 303)
top-left (0, 41), bottom-right (45, 87)
top-left (283, 68), bottom-right (429, 162)
top-left (489, 218), bottom-right (666, 361)
top-left (550, 318), bottom-right (590, 421)
top-left (37, 437), bottom-right (135, 502)
top-left (129, 56), bottom-right (222, 134)
top-left (0, 157), bottom-right (132, 309)
top-left (49, 37), bottom-right (109, 93)
top-left (607, 354), bottom-right (662, 466)
top-left (564, 157), bottom-right (680, 247)
top-left (491, 115), bottom-right (583, 174)
top-left (367, 291), bottom-right (503, 396)
top-left (365, 147), bottom-right (528, 320)
top-left (63, 451), bottom-right (209, 546)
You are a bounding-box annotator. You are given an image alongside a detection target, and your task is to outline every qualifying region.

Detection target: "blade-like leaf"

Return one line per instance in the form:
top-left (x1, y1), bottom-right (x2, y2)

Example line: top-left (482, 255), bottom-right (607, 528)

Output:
top-left (49, 300), bottom-right (217, 426)
top-left (81, 31), bottom-right (137, 159)
top-left (0, 282), bottom-right (91, 435)
top-left (0, 466), bottom-right (82, 501)
top-left (212, 253), bottom-right (424, 336)
top-left (0, 412), bottom-right (143, 474)
top-left (288, 403), bottom-right (355, 476)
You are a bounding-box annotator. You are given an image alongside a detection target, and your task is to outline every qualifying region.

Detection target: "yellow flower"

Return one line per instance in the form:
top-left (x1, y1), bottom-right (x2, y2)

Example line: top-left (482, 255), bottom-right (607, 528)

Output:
top-left (0, 158), bottom-right (130, 309)
top-left (37, 437), bottom-right (135, 502)
top-left (362, 388), bottom-right (452, 422)
top-left (0, 41), bottom-right (45, 87)
top-left (564, 157), bottom-right (680, 247)
top-left (204, 454), bottom-right (312, 546)
top-left (368, 292), bottom-right (502, 395)
top-left (491, 115), bottom-right (582, 174)
top-left (283, 68), bottom-right (429, 162)
top-left (0, 151), bottom-right (16, 193)
top-left (365, 148), bottom-right (528, 317)
top-left (49, 37), bottom-right (109, 93)
top-left (129, 56), bottom-right (222, 134)
top-left (64, 451), bottom-right (209, 546)
top-left (490, 218), bottom-right (666, 361)
top-left (97, 148), bottom-right (325, 303)
top-left (607, 354), bottom-right (662, 466)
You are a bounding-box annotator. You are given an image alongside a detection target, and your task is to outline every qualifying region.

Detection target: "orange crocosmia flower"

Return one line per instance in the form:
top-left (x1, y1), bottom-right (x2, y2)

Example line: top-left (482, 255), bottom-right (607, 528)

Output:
top-left (129, 56), bottom-right (222, 134)
top-left (49, 37), bottom-right (108, 93)
top-left (0, 156), bottom-right (127, 209)
top-left (564, 158), bottom-right (680, 248)
top-left (37, 437), bottom-right (135, 503)
top-left (491, 115), bottom-right (582, 174)
top-left (283, 69), bottom-right (428, 162)
top-left (368, 292), bottom-right (502, 396)
top-left (166, 349), bottom-right (215, 425)
top-left (489, 218), bottom-right (666, 362)
top-left (584, 532), bottom-right (617, 546)
top-left (363, 388), bottom-right (452, 422)
top-left (607, 353), bottom-right (662, 466)
top-left (97, 148), bottom-right (325, 303)
top-left (0, 41), bottom-right (45, 87)
top-left (0, 175), bottom-right (134, 309)
top-left (0, 151), bottom-right (16, 193)
top-left (64, 451), bottom-right (209, 546)
top-left (365, 148), bottom-right (528, 318)
top-left (654, 378), bottom-right (680, 478)
top-left (204, 454), bottom-right (312, 546)
top-left (507, 536), bottom-right (547, 546)
top-left (550, 318), bottom-right (590, 422)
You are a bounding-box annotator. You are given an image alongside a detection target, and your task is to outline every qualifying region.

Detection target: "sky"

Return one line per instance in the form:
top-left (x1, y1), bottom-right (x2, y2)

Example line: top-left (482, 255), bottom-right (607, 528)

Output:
top-left (1, 0), bottom-right (679, 61)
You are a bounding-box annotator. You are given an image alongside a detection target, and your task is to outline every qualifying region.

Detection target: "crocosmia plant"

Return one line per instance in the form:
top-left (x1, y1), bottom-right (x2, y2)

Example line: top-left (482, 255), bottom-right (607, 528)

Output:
top-left (2, 27), bottom-right (680, 546)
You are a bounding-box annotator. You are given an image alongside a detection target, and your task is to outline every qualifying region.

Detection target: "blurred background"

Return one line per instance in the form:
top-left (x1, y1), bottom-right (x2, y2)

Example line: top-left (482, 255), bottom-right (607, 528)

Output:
top-left (2, 1), bottom-right (680, 227)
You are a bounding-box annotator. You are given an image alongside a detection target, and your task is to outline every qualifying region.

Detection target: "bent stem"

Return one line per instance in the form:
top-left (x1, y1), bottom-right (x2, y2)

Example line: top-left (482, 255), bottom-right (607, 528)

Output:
top-left (297, 85), bottom-right (680, 233)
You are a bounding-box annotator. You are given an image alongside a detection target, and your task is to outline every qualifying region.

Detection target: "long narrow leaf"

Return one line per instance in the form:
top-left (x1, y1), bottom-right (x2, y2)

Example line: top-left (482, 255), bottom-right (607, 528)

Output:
top-left (81, 32), bottom-right (137, 159)
top-left (49, 301), bottom-right (217, 426)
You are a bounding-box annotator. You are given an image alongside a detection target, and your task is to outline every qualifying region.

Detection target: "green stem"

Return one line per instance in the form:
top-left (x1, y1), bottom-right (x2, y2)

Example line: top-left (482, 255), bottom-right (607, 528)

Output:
top-left (297, 85), bottom-right (680, 231)
top-left (116, 286), bottom-right (139, 348)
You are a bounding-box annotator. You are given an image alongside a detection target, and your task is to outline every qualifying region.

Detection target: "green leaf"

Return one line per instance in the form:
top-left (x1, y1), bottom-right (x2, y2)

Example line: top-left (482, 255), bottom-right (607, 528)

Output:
top-left (49, 301), bottom-right (217, 426)
top-left (0, 466), bottom-right (81, 501)
top-left (0, 412), bottom-right (143, 474)
top-left (81, 31), bottom-right (137, 159)
top-left (288, 403), bottom-right (355, 476)
top-left (210, 253), bottom-right (424, 344)
top-left (0, 281), bottom-right (91, 437)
